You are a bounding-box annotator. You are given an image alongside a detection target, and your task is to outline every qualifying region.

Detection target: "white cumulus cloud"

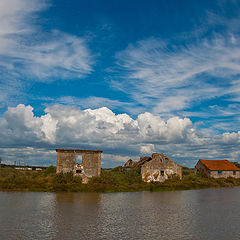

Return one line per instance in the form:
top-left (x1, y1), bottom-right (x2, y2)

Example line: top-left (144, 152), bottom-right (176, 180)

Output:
top-left (0, 104), bottom-right (196, 148)
top-left (1, 104), bottom-right (240, 167)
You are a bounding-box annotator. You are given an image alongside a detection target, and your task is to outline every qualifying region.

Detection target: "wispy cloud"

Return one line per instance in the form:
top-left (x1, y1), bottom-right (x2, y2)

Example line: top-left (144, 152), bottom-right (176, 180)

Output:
top-left (2, 31), bottom-right (94, 80)
top-left (0, 0), bottom-right (94, 108)
top-left (114, 35), bottom-right (240, 117)
top-left (0, 0), bottom-right (47, 40)
top-left (56, 96), bottom-right (132, 111)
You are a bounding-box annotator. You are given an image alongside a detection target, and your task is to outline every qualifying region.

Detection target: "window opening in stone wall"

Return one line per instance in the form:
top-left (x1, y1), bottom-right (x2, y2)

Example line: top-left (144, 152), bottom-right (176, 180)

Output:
top-left (76, 155), bottom-right (82, 164)
top-left (161, 170), bottom-right (164, 176)
top-left (233, 170), bottom-right (236, 175)
top-left (218, 170), bottom-right (222, 175)
top-left (76, 170), bottom-right (82, 173)
top-left (160, 158), bottom-right (163, 163)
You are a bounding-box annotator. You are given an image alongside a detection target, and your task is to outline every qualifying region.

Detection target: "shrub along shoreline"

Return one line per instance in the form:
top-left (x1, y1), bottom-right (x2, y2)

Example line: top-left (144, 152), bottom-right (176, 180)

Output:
top-left (1, 166), bottom-right (240, 192)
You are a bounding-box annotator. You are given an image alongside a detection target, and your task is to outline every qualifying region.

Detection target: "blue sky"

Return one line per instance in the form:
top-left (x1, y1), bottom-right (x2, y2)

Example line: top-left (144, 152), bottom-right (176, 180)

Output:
top-left (1, 0), bottom-right (240, 167)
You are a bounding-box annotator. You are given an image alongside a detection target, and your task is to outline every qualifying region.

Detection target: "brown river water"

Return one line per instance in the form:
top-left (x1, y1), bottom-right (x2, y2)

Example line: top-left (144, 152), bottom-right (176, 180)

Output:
top-left (0, 187), bottom-right (240, 240)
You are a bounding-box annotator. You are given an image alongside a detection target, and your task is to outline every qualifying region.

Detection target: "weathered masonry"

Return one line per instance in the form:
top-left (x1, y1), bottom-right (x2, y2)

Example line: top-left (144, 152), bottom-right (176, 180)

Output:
top-left (56, 149), bottom-right (102, 183)
top-left (195, 159), bottom-right (240, 179)
top-left (141, 153), bottom-right (182, 182)
top-left (123, 153), bottom-right (182, 182)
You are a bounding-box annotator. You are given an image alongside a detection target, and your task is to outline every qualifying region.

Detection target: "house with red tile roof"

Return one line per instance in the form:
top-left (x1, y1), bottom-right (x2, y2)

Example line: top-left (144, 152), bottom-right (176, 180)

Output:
top-left (195, 159), bottom-right (240, 178)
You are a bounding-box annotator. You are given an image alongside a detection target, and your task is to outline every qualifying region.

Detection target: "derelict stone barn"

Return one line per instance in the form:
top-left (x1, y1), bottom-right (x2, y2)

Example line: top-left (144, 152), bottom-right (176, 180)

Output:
top-left (56, 149), bottom-right (102, 183)
top-left (124, 153), bottom-right (182, 182)
top-left (195, 159), bottom-right (240, 178)
top-left (141, 153), bottom-right (182, 182)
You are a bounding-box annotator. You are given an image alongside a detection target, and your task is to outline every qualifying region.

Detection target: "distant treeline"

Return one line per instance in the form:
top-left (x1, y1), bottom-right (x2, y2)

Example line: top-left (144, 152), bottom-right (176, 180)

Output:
top-left (1, 166), bottom-right (240, 192)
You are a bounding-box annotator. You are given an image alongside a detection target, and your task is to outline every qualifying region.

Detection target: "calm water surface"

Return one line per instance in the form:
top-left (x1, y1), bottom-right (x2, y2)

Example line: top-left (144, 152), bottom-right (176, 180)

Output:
top-left (0, 187), bottom-right (240, 240)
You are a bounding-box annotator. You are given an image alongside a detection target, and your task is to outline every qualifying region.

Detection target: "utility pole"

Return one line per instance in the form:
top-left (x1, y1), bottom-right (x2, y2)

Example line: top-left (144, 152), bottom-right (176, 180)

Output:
top-left (0, 157), bottom-right (2, 168)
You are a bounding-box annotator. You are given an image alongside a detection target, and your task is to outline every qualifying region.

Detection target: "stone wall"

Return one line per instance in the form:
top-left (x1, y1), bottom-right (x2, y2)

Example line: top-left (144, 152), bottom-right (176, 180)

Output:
top-left (195, 160), bottom-right (209, 177)
top-left (56, 151), bottom-right (76, 174)
top-left (210, 170), bottom-right (240, 178)
top-left (141, 153), bottom-right (182, 182)
top-left (56, 149), bottom-right (102, 183)
top-left (81, 152), bottom-right (101, 177)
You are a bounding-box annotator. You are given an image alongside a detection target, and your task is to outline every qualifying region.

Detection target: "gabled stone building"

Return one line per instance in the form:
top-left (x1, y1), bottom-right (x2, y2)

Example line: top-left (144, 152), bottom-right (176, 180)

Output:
top-left (141, 153), bottom-right (182, 182)
top-left (123, 153), bottom-right (182, 182)
top-left (56, 149), bottom-right (102, 183)
top-left (195, 159), bottom-right (240, 178)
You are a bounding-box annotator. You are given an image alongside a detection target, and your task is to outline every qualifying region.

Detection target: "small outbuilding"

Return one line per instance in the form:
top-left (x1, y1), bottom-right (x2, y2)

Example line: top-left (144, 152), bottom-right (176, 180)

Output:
top-left (195, 159), bottom-right (240, 178)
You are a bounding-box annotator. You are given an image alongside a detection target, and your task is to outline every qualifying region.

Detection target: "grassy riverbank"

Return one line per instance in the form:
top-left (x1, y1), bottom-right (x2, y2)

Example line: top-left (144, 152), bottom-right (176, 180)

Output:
top-left (1, 166), bottom-right (240, 192)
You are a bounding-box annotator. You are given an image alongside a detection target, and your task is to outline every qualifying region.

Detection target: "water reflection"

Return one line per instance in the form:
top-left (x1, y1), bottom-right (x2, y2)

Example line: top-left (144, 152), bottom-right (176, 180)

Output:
top-left (1, 188), bottom-right (240, 240)
top-left (184, 188), bottom-right (240, 240)
top-left (54, 193), bottom-right (102, 240)
top-left (0, 192), bottom-right (57, 240)
top-left (56, 192), bottom-right (101, 204)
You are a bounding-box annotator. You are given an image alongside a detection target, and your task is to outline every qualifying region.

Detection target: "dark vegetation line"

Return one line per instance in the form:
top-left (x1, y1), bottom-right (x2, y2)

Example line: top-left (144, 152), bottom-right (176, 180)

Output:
top-left (1, 166), bottom-right (240, 192)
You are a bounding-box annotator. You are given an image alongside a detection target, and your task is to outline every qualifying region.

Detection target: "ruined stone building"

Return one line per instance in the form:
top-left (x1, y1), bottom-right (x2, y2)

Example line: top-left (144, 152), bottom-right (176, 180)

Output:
top-left (195, 159), bottom-right (240, 178)
top-left (123, 156), bottom-right (152, 169)
top-left (123, 153), bottom-right (182, 182)
top-left (141, 153), bottom-right (182, 182)
top-left (56, 149), bottom-right (102, 183)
